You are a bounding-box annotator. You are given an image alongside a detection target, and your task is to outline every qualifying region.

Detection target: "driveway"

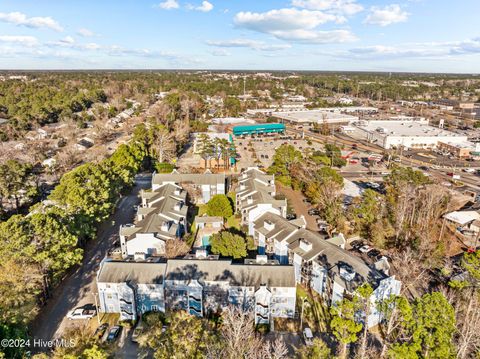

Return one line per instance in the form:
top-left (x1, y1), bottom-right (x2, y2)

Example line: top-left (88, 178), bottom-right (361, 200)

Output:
top-left (276, 183), bottom-right (318, 231)
top-left (30, 174), bottom-right (152, 351)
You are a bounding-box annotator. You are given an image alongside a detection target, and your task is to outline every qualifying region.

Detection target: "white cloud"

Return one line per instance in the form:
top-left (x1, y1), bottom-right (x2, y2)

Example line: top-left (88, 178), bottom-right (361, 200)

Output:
top-left (83, 43), bottom-right (101, 50)
top-left (234, 8), bottom-right (344, 33)
top-left (196, 1), bottom-right (214, 12)
top-left (0, 11), bottom-right (63, 31)
top-left (77, 28), bottom-right (95, 37)
top-left (233, 8), bottom-right (356, 44)
top-left (364, 4), bottom-right (409, 27)
top-left (207, 38), bottom-right (291, 51)
top-left (291, 0), bottom-right (363, 15)
top-left (347, 39), bottom-right (480, 59)
top-left (273, 29), bottom-right (356, 43)
top-left (0, 35), bottom-right (39, 46)
top-left (210, 49), bottom-right (230, 56)
top-left (155, 0), bottom-right (180, 10)
top-left (60, 36), bottom-right (75, 45)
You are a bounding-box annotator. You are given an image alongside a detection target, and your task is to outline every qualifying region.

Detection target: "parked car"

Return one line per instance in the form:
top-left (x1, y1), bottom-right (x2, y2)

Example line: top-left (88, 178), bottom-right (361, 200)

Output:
top-left (366, 182), bottom-right (380, 189)
top-left (107, 326), bottom-right (121, 342)
top-left (286, 213), bottom-right (297, 220)
top-left (303, 327), bottom-right (314, 346)
top-left (67, 306), bottom-right (96, 320)
top-left (350, 240), bottom-right (364, 250)
top-left (308, 209), bottom-right (320, 216)
top-left (93, 323), bottom-right (108, 340)
top-left (318, 223), bottom-right (328, 232)
top-left (303, 198), bottom-right (312, 204)
top-left (367, 249), bottom-right (381, 258)
top-left (359, 245), bottom-right (372, 254)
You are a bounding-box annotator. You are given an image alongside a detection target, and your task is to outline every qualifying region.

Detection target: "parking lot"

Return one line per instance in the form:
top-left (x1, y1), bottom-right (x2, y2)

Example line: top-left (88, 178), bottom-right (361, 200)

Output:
top-left (234, 134), bottom-right (322, 169)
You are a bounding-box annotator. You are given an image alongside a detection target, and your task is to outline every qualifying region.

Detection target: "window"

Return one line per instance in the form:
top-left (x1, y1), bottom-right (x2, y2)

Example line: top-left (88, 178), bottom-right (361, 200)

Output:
top-left (151, 305), bottom-right (159, 312)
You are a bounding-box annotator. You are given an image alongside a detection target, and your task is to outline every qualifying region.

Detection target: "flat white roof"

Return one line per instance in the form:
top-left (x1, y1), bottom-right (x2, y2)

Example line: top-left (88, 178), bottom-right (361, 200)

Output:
top-left (193, 132), bottom-right (231, 141)
top-left (444, 211), bottom-right (480, 226)
top-left (273, 110), bottom-right (358, 124)
top-left (355, 120), bottom-right (466, 138)
top-left (211, 117), bottom-right (255, 124)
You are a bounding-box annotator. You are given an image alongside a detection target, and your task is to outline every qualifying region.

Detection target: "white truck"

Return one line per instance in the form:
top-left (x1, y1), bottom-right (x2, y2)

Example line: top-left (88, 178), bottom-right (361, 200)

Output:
top-left (67, 306), bottom-right (96, 320)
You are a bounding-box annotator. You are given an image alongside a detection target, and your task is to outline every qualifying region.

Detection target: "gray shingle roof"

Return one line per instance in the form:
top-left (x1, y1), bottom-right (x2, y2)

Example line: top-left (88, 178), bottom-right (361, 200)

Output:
top-left (153, 172), bottom-right (226, 186)
top-left (98, 261), bottom-right (167, 284)
top-left (165, 259), bottom-right (296, 287)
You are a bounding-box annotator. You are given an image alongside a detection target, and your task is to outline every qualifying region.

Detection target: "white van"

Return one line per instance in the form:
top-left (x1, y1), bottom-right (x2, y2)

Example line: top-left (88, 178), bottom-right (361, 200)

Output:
top-left (303, 327), bottom-right (313, 346)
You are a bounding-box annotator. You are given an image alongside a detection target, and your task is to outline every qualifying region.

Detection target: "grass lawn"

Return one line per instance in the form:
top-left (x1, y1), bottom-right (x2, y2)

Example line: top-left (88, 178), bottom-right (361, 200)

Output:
top-left (226, 214), bottom-right (241, 229)
top-left (297, 284), bottom-right (330, 333)
top-left (197, 204), bottom-right (207, 216)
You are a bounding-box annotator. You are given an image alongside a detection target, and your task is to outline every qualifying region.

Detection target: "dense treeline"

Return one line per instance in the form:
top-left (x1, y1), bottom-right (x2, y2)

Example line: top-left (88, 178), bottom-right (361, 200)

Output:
top-left (0, 130), bottom-right (150, 358)
top-left (1, 71), bottom-right (478, 138)
top-left (268, 144), bottom-right (480, 358)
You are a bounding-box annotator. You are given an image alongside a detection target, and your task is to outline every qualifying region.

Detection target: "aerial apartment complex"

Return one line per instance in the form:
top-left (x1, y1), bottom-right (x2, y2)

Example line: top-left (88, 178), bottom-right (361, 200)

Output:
top-left (98, 167), bottom-right (400, 329)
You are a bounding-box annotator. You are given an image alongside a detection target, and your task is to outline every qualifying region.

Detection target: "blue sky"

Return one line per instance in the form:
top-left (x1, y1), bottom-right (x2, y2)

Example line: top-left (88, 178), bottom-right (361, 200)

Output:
top-left (0, 0), bottom-right (479, 72)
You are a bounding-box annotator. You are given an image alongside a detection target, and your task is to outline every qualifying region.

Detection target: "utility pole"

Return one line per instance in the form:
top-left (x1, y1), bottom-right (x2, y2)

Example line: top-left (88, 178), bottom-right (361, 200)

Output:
top-left (93, 292), bottom-right (101, 325)
top-left (243, 75), bottom-right (246, 101)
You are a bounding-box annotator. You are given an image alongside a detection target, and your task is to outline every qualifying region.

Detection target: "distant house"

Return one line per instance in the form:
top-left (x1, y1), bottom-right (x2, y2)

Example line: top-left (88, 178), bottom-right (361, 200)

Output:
top-left (444, 210), bottom-right (480, 235)
top-left (152, 170), bottom-right (228, 204)
top-left (42, 158), bottom-right (57, 168)
top-left (74, 137), bottom-right (94, 151)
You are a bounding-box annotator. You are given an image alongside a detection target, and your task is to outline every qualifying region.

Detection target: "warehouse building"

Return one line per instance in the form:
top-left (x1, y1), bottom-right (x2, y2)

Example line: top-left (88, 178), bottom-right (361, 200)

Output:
top-left (232, 123), bottom-right (285, 136)
top-left (272, 110), bottom-right (358, 125)
top-left (351, 119), bottom-right (470, 150)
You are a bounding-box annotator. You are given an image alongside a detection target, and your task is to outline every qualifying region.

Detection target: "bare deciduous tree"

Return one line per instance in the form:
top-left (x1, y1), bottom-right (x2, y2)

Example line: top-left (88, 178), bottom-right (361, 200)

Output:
top-left (165, 239), bottom-right (190, 259)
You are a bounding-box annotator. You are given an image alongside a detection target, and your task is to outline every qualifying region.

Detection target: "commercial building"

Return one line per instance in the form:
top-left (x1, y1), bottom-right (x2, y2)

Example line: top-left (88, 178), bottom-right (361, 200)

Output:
top-left (272, 110), bottom-right (358, 125)
top-left (437, 141), bottom-right (480, 158)
top-left (351, 119), bottom-right (470, 150)
top-left (97, 254), bottom-right (297, 324)
top-left (247, 106), bottom-right (377, 117)
top-left (232, 123), bottom-right (285, 137)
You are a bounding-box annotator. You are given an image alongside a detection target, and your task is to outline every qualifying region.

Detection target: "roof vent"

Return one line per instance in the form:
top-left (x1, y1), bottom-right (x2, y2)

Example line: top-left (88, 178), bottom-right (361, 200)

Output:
top-left (195, 249), bottom-right (207, 259)
top-left (134, 252), bottom-right (146, 261)
top-left (264, 220), bottom-right (275, 231)
top-left (299, 238), bottom-right (312, 252)
top-left (256, 255), bottom-right (268, 264)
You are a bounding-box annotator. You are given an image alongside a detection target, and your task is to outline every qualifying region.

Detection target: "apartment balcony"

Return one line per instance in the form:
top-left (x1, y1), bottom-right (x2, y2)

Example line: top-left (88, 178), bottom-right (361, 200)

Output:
top-left (256, 301), bottom-right (269, 309)
top-left (188, 294), bottom-right (202, 302)
top-left (120, 297), bottom-right (133, 305)
top-left (189, 306), bottom-right (202, 317)
top-left (189, 300), bottom-right (202, 312)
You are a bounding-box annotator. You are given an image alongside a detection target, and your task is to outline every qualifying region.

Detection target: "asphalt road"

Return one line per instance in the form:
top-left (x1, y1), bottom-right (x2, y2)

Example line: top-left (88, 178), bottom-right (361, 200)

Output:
top-left (30, 174), bottom-right (151, 351)
top-left (288, 128), bottom-right (480, 192)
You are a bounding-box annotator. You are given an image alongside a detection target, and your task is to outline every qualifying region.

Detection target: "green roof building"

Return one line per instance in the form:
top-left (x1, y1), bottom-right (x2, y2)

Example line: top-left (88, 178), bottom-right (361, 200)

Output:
top-left (232, 123), bottom-right (285, 136)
